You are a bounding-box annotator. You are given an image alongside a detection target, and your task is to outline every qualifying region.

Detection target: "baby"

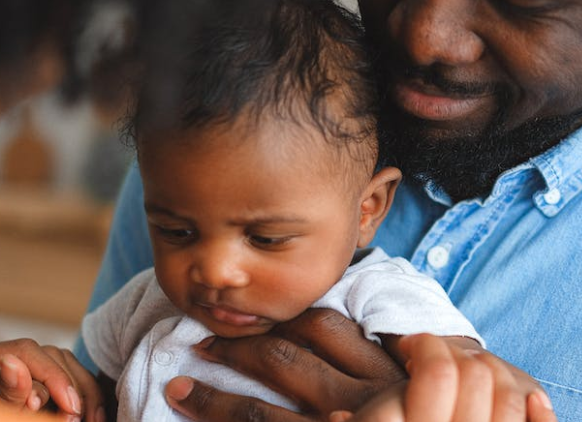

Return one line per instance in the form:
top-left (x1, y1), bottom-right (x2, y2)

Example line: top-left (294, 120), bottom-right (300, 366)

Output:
top-left (81, 0), bottom-right (483, 420)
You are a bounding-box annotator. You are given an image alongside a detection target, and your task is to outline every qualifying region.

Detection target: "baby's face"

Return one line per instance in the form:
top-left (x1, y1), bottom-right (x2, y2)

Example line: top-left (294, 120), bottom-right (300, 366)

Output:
top-left (139, 117), bottom-right (365, 337)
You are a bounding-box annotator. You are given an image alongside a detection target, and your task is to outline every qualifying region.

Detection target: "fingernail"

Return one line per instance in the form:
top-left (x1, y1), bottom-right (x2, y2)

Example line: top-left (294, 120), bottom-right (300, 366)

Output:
top-left (67, 385), bottom-right (82, 415)
top-left (66, 416), bottom-right (81, 422)
top-left (533, 389), bottom-right (553, 410)
top-left (0, 354), bottom-right (19, 388)
top-left (465, 349), bottom-right (482, 357)
top-left (166, 376), bottom-right (194, 402)
top-left (27, 391), bottom-right (42, 411)
top-left (194, 336), bottom-right (216, 350)
top-left (95, 406), bottom-right (106, 422)
top-left (329, 410), bottom-right (353, 422)
top-left (192, 337), bottom-right (220, 363)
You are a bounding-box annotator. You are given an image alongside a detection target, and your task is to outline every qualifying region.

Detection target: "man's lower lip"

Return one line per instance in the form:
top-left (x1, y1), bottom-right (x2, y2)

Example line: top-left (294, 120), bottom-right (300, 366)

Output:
top-left (207, 306), bottom-right (260, 326)
top-left (394, 84), bottom-right (486, 121)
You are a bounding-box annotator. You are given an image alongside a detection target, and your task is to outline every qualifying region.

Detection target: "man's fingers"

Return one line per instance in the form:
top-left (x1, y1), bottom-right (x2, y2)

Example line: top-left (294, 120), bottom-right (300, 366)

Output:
top-left (0, 356), bottom-right (49, 413)
top-left (28, 381), bottom-right (50, 411)
top-left (28, 346), bottom-right (82, 417)
top-left (60, 350), bottom-right (105, 422)
top-left (40, 345), bottom-right (105, 422)
top-left (0, 339), bottom-right (79, 415)
top-left (0, 354), bottom-right (32, 408)
top-left (166, 377), bottom-right (313, 422)
top-left (194, 310), bottom-right (406, 414)
top-left (195, 335), bottom-right (370, 413)
top-left (275, 309), bottom-right (405, 381)
top-left (0, 341), bottom-right (98, 419)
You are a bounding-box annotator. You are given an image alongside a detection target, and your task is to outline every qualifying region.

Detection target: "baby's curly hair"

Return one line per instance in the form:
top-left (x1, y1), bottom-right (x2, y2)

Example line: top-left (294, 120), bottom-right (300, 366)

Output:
top-left (127, 0), bottom-right (383, 182)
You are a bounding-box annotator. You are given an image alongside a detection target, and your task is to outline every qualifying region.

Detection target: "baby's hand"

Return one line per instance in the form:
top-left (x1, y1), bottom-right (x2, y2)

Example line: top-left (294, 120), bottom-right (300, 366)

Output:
top-left (0, 339), bottom-right (105, 422)
top-left (330, 334), bottom-right (557, 422)
top-left (400, 334), bottom-right (556, 422)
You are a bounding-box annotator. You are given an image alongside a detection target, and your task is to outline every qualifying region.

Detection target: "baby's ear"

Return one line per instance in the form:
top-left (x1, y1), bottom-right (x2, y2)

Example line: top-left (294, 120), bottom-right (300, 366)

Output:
top-left (357, 167), bottom-right (401, 248)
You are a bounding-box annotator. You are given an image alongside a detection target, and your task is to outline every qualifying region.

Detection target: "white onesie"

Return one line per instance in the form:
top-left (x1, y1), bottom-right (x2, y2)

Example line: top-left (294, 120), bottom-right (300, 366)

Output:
top-left (82, 247), bottom-right (483, 421)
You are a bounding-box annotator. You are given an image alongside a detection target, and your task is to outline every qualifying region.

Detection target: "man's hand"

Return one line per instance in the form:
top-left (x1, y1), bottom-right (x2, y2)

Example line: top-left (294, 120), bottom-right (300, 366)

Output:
top-left (165, 309), bottom-right (407, 421)
top-left (0, 339), bottom-right (105, 422)
top-left (165, 309), bottom-right (557, 422)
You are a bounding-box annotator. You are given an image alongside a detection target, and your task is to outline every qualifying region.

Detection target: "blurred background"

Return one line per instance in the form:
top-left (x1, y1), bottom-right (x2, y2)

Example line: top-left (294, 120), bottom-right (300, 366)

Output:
top-left (0, 0), bottom-right (134, 348)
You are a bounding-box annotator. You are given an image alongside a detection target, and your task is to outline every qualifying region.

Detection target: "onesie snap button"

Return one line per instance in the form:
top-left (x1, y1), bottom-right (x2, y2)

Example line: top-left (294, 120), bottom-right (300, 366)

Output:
top-left (154, 351), bottom-right (174, 366)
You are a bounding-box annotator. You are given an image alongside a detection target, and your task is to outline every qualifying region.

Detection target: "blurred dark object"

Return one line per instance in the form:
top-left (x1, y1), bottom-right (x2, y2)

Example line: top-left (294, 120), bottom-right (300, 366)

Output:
top-left (124, 0), bottom-right (216, 138)
top-left (0, 0), bottom-right (90, 112)
top-left (0, 0), bottom-right (73, 65)
top-left (60, 0), bottom-right (137, 107)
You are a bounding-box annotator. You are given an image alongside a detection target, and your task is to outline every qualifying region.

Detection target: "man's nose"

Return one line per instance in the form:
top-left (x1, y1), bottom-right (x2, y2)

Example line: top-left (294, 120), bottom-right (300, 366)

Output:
top-left (389, 0), bottom-right (485, 67)
top-left (190, 243), bottom-right (250, 290)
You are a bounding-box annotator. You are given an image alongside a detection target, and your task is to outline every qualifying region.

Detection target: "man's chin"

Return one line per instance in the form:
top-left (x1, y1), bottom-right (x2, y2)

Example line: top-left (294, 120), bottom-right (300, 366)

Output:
top-left (387, 110), bottom-right (489, 147)
top-left (381, 109), bottom-right (574, 201)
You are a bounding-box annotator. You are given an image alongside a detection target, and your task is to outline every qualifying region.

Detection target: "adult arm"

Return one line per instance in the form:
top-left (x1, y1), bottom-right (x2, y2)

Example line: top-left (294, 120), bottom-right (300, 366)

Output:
top-left (165, 309), bottom-right (407, 421)
top-left (73, 163), bottom-right (154, 373)
top-left (164, 310), bottom-right (556, 422)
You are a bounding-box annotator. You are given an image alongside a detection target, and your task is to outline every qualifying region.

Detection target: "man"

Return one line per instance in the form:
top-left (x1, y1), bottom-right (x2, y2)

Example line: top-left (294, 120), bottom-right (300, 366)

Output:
top-left (71, 0), bottom-right (581, 420)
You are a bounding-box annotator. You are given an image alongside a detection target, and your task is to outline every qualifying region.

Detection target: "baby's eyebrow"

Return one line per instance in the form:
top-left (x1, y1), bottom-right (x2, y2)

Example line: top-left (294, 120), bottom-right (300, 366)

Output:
top-left (144, 202), bottom-right (193, 222)
top-left (230, 215), bottom-right (309, 226)
top-left (144, 202), bottom-right (308, 226)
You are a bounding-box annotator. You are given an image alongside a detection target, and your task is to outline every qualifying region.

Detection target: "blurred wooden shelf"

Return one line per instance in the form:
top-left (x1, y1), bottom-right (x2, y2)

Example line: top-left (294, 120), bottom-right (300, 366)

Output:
top-left (0, 186), bottom-right (112, 326)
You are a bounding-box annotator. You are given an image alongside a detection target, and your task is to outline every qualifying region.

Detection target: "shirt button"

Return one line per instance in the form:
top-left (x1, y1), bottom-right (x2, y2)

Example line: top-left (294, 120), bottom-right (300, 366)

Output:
top-left (154, 351), bottom-right (174, 366)
top-left (427, 245), bottom-right (449, 269)
top-left (543, 188), bottom-right (561, 205)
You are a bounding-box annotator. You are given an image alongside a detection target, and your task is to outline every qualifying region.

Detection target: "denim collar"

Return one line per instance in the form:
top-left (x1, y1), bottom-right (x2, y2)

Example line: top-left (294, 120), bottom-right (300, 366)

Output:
top-left (423, 126), bottom-right (582, 216)
top-left (530, 126), bottom-right (582, 217)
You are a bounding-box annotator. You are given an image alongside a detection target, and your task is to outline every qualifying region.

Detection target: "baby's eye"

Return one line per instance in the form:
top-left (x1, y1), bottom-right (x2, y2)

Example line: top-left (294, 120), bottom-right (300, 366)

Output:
top-left (156, 226), bottom-right (197, 243)
top-left (248, 234), bottom-right (291, 249)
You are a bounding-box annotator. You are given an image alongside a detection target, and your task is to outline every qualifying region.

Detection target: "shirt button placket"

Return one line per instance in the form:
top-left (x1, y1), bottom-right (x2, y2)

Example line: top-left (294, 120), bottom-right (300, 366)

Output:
top-left (543, 188), bottom-right (561, 205)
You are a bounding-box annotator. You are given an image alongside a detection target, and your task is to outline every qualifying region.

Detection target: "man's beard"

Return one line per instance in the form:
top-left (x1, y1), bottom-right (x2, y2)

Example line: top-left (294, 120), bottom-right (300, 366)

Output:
top-left (378, 67), bottom-right (582, 202)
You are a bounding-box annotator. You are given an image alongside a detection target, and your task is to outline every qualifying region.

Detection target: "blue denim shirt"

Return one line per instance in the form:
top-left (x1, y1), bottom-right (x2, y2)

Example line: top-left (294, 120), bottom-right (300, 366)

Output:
top-left (75, 128), bottom-right (582, 420)
top-left (371, 127), bottom-right (582, 420)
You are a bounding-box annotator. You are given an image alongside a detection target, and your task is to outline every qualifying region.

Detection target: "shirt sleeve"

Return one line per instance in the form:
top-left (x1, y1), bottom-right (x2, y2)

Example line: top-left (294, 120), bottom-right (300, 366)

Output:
top-left (315, 249), bottom-right (485, 347)
top-left (81, 270), bottom-right (157, 380)
top-left (353, 256), bottom-right (485, 346)
top-left (73, 163), bottom-right (154, 373)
